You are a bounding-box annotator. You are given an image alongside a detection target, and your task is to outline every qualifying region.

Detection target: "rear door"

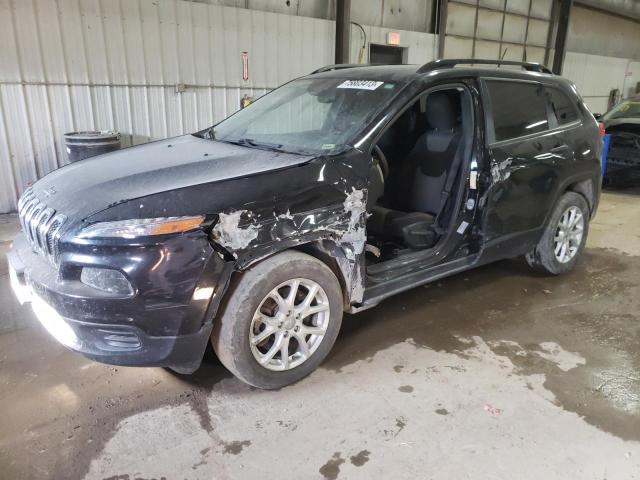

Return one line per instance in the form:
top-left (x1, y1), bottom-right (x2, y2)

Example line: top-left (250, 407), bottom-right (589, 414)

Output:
top-left (481, 78), bottom-right (559, 249)
top-left (545, 84), bottom-right (582, 174)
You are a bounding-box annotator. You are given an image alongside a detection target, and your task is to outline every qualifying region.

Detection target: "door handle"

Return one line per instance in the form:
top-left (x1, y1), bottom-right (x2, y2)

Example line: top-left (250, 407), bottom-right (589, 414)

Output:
top-left (551, 144), bottom-right (569, 153)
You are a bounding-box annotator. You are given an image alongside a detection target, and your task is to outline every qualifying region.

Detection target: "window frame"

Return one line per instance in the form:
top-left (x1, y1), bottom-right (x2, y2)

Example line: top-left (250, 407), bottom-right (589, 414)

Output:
top-left (481, 77), bottom-right (554, 146)
top-left (481, 78), bottom-right (582, 147)
top-left (366, 81), bottom-right (471, 156)
top-left (545, 85), bottom-right (581, 128)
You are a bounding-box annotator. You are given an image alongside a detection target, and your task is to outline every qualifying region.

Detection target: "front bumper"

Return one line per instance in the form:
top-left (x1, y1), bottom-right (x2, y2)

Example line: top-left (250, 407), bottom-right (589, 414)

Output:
top-left (8, 232), bottom-right (233, 373)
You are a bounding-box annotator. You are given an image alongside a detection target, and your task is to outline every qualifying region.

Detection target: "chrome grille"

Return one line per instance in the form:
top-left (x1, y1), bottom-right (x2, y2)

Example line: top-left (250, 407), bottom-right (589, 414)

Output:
top-left (17, 187), bottom-right (67, 264)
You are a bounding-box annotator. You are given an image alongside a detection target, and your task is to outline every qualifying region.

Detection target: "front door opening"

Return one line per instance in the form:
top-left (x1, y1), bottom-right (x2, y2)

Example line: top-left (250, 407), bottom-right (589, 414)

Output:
top-left (365, 87), bottom-right (472, 266)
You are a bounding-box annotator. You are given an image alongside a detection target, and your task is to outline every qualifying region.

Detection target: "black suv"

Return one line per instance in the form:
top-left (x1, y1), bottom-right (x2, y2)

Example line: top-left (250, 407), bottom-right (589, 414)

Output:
top-left (9, 59), bottom-right (601, 389)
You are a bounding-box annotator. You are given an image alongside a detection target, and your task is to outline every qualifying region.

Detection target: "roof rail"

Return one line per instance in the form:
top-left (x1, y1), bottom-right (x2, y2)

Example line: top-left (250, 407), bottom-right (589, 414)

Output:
top-left (310, 64), bottom-right (368, 74)
top-left (417, 59), bottom-right (553, 75)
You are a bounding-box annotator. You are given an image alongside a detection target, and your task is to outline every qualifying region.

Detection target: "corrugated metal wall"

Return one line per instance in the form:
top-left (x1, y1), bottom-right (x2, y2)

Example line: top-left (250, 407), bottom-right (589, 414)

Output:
top-left (1, 0), bottom-right (636, 212)
top-left (0, 0), bottom-right (438, 214)
top-left (194, 0), bottom-right (436, 32)
top-left (0, 0), bottom-right (338, 213)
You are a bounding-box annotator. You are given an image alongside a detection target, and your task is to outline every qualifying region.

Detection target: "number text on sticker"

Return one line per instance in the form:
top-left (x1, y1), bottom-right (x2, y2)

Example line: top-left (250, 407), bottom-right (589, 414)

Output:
top-left (337, 80), bottom-right (384, 90)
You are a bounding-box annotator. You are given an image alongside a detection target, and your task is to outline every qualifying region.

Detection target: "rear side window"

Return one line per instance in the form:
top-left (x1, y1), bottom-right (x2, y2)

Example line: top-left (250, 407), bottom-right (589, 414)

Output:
top-left (547, 87), bottom-right (579, 125)
top-left (485, 80), bottom-right (549, 142)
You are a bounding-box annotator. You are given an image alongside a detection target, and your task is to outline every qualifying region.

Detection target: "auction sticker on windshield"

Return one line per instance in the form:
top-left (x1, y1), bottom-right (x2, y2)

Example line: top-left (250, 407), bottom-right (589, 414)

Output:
top-left (337, 80), bottom-right (384, 90)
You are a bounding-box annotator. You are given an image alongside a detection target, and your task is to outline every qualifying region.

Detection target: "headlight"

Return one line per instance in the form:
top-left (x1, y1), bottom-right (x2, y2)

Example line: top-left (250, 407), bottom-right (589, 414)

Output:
top-left (78, 216), bottom-right (206, 239)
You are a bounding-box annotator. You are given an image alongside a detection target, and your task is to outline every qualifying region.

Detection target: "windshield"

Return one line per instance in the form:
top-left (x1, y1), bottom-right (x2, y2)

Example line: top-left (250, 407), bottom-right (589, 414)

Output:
top-left (205, 77), bottom-right (401, 155)
top-left (603, 99), bottom-right (640, 121)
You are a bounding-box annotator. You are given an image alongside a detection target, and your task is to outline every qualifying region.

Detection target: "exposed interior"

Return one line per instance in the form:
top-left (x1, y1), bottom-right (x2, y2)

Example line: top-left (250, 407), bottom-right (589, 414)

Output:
top-left (365, 86), bottom-right (472, 266)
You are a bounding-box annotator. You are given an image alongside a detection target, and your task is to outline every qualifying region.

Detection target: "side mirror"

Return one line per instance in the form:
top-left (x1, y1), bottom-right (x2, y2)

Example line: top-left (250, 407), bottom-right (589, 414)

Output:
top-left (593, 113), bottom-right (602, 120)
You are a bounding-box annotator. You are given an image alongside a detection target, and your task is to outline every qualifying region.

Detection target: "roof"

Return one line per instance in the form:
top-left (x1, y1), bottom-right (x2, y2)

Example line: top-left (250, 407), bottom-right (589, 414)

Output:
top-left (306, 60), bottom-right (559, 85)
top-left (308, 64), bottom-right (421, 83)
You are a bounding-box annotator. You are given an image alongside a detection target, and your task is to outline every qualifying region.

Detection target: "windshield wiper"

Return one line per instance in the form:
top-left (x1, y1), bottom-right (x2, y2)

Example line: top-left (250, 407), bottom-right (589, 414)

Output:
top-left (194, 126), bottom-right (215, 140)
top-left (215, 137), bottom-right (319, 155)
top-left (233, 138), bottom-right (285, 151)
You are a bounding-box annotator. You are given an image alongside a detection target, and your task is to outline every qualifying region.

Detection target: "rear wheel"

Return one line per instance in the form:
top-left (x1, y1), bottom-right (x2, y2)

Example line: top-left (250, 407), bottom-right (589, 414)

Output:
top-left (525, 192), bottom-right (590, 275)
top-left (211, 251), bottom-right (343, 389)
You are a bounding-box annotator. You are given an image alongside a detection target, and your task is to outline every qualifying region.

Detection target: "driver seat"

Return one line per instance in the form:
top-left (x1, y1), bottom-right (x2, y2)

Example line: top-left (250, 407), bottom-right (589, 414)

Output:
top-left (368, 92), bottom-right (462, 249)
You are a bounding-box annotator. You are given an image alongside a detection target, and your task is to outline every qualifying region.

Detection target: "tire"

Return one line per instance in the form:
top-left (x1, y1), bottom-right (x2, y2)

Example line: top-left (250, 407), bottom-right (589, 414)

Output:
top-left (211, 251), bottom-right (343, 389)
top-left (525, 192), bottom-right (590, 275)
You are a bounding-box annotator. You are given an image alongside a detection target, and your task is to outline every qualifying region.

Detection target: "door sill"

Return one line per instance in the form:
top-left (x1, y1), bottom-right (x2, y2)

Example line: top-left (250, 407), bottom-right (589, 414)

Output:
top-left (354, 254), bottom-right (480, 312)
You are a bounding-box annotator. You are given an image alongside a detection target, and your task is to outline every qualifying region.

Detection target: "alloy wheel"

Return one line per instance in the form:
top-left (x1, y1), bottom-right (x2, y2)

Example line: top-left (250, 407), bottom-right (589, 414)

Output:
top-left (249, 278), bottom-right (330, 371)
top-left (554, 206), bottom-right (584, 263)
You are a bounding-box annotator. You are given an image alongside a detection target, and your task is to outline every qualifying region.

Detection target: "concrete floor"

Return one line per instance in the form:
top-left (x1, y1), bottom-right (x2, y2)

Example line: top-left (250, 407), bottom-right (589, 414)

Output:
top-left (1, 189), bottom-right (640, 480)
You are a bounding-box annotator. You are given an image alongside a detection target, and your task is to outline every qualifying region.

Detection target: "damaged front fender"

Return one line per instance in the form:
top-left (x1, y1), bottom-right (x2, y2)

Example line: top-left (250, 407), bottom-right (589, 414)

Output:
top-left (82, 150), bottom-right (374, 309)
top-left (210, 187), bottom-right (368, 306)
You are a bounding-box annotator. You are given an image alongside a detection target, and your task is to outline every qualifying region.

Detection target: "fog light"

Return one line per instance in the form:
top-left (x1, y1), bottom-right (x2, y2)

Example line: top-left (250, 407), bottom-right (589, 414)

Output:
top-left (81, 267), bottom-right (134, 296)
top-left (32, 295), bottom-right (79, 349)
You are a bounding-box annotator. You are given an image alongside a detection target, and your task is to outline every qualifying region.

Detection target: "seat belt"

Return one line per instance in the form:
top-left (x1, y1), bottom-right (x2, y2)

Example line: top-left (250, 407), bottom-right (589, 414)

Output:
top-left (433, 132), bottom-right (464, 231)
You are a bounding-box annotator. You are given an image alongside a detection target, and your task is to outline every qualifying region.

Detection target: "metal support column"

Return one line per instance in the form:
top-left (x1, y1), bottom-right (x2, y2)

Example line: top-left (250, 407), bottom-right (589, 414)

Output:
top-left (552, 0), bottom-right (573, 75)
top-left (335, 0), bottom-right (351, 64)
top-left (544, 0), bottom-right (558, 65)
top-left (437, 0), bottom-right (448, 59)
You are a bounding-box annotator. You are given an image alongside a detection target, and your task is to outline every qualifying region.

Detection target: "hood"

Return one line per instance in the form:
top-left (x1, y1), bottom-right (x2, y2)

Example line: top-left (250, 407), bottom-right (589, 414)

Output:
top-left (31, 135), bottom-right (313, 219)
top-left (604, 118), bottom-right (640, 129)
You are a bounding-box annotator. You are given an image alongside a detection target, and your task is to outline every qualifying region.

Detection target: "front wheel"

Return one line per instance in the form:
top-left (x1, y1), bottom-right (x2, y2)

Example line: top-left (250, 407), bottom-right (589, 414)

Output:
top-left (525, 192), bottom-right (590, 275)
top-left (211, 251), bottom-right (343, 389)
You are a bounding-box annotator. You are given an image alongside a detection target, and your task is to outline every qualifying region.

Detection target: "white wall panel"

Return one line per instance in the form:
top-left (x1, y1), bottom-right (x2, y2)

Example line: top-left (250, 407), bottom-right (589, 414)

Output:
top-left (0, 0), bottom-right (636, 214)
top-left (478, 0), bottom-right (503, 10)
top-left (446, 0), bottom-right (552, 62)
top-left (506, 0), bottom-right (530, 16)
top-left (446, 2), bottom-right (477, 38)
top-left (562, 52), bottom-right (632, 113)
top-left (530, 0), bottom-right (552, 20)
top-left (351, 25), bottom-right (437, 65)
top-left (502, 14), bottom-right (527, 44)
top-left (209, 0), bottom-right (435, 32)
top-left (476, 9), bottom-right (503, 42)
top-left (444, 36), bottom-right (474, 58)
top-left (501, 43), bottom-right (525, 62)
top-left (525, 46), bottom-right (546, 64)
top-left (349, 0), bottom-right (434, 32)
top-left (623, 62), bottom-right (640, 98)
top-left (0, 0), bottom-right (335, 212)
top-left (475, 40), bottom-right (500, 60)
top-left (568, 6), bottom-right (640, 60)
top-left (526, 18), bottom-right (549, 47)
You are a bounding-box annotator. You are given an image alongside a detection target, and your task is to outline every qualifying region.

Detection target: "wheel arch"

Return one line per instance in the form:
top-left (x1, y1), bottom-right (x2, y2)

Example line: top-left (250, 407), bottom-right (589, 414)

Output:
top-left (565, 177), bottom-right (599, 218)
top-left (210, 247), bottom-right (345, 389)
top-left (215, 236), bottom-right (364, 313)
top-left (519, 173), bottom-right (599, 260)
top-left (542, 173), bottom-right (599, 232)
top-left (292, 240), bottom-right (363, 311)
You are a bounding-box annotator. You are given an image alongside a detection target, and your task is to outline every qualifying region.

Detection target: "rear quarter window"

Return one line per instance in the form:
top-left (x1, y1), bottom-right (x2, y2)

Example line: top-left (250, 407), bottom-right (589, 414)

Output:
top-left (485, 80), bottom-right (549, 142)
top-left (547, 87), bottom-right (579, 125)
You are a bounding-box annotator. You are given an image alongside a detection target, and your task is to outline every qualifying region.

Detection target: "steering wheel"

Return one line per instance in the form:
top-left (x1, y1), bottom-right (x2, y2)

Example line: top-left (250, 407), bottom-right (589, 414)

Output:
top-left (373, 145), bottom-right (390, 180)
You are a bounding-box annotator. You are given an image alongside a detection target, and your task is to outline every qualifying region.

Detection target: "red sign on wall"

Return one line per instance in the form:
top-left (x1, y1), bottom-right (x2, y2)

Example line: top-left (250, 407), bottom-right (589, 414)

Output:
top-left (387, 32), bottom-right (400, 46)
top-left (241, 51), bottom-right (249, 81)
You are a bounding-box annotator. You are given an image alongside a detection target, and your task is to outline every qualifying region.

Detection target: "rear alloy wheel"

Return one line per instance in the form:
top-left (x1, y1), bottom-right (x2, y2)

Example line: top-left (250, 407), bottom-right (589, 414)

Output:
top-left (212, 251), bottom-right (343, 389)
top-left (553, 206), bottom-right (585, 264)
top-left (525, 192), bottom-right (590, 275)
